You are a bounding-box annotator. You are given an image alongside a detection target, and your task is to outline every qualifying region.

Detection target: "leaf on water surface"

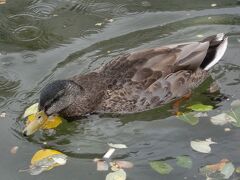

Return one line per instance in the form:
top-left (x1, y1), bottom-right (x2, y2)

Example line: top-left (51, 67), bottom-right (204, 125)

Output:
top-left (108, 143), bottom-right (128, 149)
top-left (95, 22), bottom-right (103, 26)
top-left (23, 103), bottom-right (39, 118)
top-left (200, 159), bottom-right (235, 179)
top-left (10, 146), bottom-right (19, 154)
top-left (177, 112), bottom-right (199, 126)
top-left (28, 149), bottom-right (67, 175)
top-left (103, 148), bottom-right (116, 159)
top-left (149, 161), bottom-right (173, 175)
top-left (0, 112), bottom-right (6, 117)
top-left (210, 113), bottom-right (236, 126)
top-left (0, 0), bottom-right (6, 4)
top-left (110, 161), bottom-right (134, 170)
top-left (187, 104), bottom-right (213, 112)
top-left (106, 169), bottom-right (126, 180)
top-left (190, 138), bottom-right (217, 154)
top-left (97, 160), bottom-right (109, 171)
top-left (26, 113), bottom-right (62, 129)
top-left (176, 156), bottom-right (192, 169)
top-left (230, 99), bottom-right (240, 108)
top-left (193, 112), bottom-right (208, 118)
top-left (227, 107), bottom-right (240, 127)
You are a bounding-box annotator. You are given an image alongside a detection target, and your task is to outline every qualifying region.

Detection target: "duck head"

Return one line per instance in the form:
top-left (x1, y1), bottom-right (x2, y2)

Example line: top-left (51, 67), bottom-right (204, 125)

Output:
top-left (23, 80), bottom-right (83, 136)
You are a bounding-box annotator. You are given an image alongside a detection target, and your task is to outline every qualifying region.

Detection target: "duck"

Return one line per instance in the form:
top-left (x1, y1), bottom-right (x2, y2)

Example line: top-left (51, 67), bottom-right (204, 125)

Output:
top-left (23, 33), bottom-right (228, 136)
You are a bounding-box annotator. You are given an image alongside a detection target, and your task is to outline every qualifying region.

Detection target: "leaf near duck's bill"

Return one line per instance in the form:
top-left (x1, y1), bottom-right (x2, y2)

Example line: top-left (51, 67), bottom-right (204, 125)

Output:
top-left (176, 156), bottom-right (192, 169)
top-left (27, 149), bottom-right (67, 175)
top-left (187, 103), bottom-right (213, 112)
top-left (23, 103), bottom-right (39, 118)
top-left (149, 161), bottom-right (173, 175)
top-left (108, 143), bottom-right (128, 149)
top-left (190, 138), bottom-right (217, 154)
top-left (177, 112), bottom-right (199, 126)
top-left (200, 159), bottom-right (235, 179)
top-left (106, 169), bottom-right (127, 180)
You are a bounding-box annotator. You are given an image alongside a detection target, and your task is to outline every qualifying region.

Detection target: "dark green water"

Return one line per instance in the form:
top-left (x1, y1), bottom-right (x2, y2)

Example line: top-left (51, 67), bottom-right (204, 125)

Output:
top-left (0, 0), bottom-right (240, 179)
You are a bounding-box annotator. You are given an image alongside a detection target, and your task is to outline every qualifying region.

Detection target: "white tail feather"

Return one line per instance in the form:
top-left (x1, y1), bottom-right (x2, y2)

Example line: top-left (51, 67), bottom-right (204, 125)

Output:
top-left (204, 36), bottom-right (228, 70)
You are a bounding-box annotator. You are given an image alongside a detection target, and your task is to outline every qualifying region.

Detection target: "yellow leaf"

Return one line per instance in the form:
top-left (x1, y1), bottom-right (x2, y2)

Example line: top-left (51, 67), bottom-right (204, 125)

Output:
top-left (26, 114), bottom-right (62, 129)
top-left (42, 115), bottom-right (62, 129)
top-left (31, 149), bottom-right (63, 165)
top-left (23, 103), bottom-right (39, 118)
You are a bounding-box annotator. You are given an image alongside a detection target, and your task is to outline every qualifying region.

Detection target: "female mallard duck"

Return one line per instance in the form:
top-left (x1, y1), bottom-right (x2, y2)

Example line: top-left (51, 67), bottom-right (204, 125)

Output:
top-left (23, 33), bottom-right (228, 136)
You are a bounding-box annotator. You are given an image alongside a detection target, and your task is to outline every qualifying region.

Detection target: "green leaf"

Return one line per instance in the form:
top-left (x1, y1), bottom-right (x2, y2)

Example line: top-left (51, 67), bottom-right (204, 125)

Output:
top-left (187, 104), bottom-right (213, 112)
top-left (177, 113), bottom-right (199, 126)
top-left (176, 156), bottom-right (192, 169)
top-left (150, 161), bottom-right (173, 175)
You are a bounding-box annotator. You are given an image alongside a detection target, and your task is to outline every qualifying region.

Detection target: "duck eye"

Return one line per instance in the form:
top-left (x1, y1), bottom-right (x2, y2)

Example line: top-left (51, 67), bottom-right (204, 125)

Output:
top-left (37, 115), bottom-right (42, 119)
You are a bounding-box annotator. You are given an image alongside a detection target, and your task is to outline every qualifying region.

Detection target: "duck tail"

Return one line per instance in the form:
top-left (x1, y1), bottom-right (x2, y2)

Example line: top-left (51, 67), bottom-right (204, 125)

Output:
top-left (200, 33), bottom-right (228, 70)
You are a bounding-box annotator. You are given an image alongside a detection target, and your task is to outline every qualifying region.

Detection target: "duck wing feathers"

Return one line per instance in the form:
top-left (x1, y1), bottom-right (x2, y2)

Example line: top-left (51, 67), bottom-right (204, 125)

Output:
top-left (95, 34), bottom-right (227, 113)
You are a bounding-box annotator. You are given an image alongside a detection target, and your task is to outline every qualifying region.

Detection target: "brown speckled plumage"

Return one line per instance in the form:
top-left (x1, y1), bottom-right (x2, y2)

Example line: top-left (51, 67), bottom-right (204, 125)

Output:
top-left (39, 34), bottom-right (228, 119)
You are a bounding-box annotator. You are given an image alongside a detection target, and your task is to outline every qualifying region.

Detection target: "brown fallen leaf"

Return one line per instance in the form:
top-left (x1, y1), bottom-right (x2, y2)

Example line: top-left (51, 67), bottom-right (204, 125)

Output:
top-left (206, 159), bottom-right (229, 172)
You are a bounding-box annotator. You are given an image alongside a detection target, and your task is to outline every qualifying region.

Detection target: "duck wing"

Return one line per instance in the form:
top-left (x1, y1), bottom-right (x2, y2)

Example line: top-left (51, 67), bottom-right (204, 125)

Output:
top-left (97, 34), bottom-right (228, 113)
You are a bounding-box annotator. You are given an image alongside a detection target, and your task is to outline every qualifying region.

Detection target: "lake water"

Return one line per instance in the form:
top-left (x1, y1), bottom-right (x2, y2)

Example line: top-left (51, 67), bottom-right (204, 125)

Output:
top-left (0, 0), bottom-right (240, 179)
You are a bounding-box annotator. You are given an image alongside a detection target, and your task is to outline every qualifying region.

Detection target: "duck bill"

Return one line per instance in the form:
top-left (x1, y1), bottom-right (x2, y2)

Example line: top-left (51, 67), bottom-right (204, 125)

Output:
top-left (22, 111), bottom-right (48, 136)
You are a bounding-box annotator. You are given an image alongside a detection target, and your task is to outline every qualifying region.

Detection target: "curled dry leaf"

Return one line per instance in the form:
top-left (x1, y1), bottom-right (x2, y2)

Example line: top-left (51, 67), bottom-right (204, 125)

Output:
top-left (190, 138), bottom-right (217, 153)
top-left (209, 82), bottom-right (220, 93)
top-left (106, 169), bottom-right (126, 180)
top-left (210, 113), bottom-right (236, 126)
top-left (0, 0), bottom-right (6, 4)
top-left (108, 143), bottom-right (128, 149)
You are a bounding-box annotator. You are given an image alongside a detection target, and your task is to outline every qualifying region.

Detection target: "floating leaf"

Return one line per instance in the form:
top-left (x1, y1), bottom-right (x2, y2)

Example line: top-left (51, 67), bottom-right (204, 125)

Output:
top-left (194, 112), bottom-right (208, 118)
top-left (221, 162), bottom-right (235, 179)
top-left (209, 82), bottom-right (220, 93)
top-left (10, 146), bottom-right (19, 154)
top-left (110, 161), bottom-right (134, 170)
top-left (176, 156), bottom-right (192, 169)
top-left (23, 103), bottom-right (39, 118)
top-left (187, 104), bottom-right (213, 112)
top-left (150, 161), bottom-right (173, 175)
top-left (103, 148), bottom-right (116, 159)
top-left (227, 107), bottom-right (240, 127)
top-left (97, 160), bottom-right (109, 171)
top-left (200, 159), bottom-right (234, 179)
top-left (210, 113), bottom-right (236, 126)
top-left (28, 149), bottom-right (67, 175)
top-left (0, 112), bottom-right (6, 117)
top-left (108, 143), bottom-right (127, 149)
top-left (177, 112), bottom-right (199, 126)
top-left (27, 114), bottom-right (62, 129)
top-left (190, 138), bottom-right (217, 153)
top-left (106, 169), bottom-right (126, 180)
top-left (0, 0), bottom-right (6, 5)
top-left (230, 99), bottom-right (240, 108)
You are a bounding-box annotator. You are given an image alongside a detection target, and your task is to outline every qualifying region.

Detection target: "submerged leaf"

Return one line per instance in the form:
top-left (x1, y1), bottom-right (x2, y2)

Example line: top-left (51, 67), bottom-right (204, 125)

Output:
top-left (177, 112), bottom-right (199, 126)
top-left (150, 161), bottom-right (173, 175)
top-left (187, 104), bottom-right (213, 112)
top-left (221, 162), bottom-right (235, 179)
top-left (97, 160), bottom-right (109, 171)
top-left (106, 169), bottom-right (126, 180)
top-left (176, 156), bottom-right (192, 169)
top-left (230, 99), bottom-right (240, 108)
top-left (190, 138), bottom-right (217, 154)
top-left (23, 103), bottom-right (39, 118)
top-left (108, 143), bottom-right (128, 149)
top-left (227, 107), bottom-right (240, 127)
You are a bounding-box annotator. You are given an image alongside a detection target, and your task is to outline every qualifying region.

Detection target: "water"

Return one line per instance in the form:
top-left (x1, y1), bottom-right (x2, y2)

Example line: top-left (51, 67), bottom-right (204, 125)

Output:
top-left (0, 0), bottom-right (240, 179)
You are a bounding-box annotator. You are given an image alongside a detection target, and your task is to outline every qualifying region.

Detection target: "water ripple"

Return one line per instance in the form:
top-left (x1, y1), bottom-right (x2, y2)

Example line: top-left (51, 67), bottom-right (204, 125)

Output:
top-left (27, 2), bottom-right (56, 19)
top-left (0, 68), bottom-right (20, 92)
